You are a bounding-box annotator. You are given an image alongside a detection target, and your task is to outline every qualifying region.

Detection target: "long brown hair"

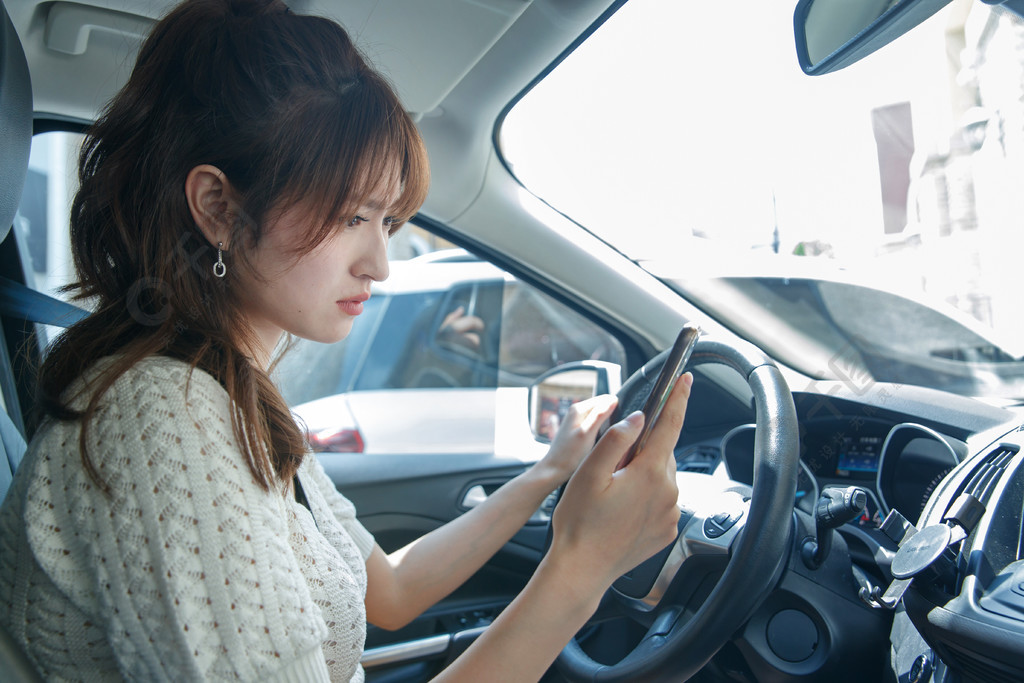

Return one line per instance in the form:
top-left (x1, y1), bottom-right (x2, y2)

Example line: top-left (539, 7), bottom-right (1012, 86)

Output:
top-left (39, 0), bottom-right (430, 491)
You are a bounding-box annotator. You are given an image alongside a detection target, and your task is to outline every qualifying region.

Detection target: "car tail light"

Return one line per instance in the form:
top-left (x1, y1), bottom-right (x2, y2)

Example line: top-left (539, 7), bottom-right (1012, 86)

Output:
top-left (307, 426), bottom-right (365, 453)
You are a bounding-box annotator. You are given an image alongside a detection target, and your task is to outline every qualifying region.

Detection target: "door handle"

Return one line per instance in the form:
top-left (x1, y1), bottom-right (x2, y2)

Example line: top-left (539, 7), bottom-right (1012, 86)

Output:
top-left (461, 485), bottom-right (488, 508)
top-left (461, 483), bottom-right (556, 524)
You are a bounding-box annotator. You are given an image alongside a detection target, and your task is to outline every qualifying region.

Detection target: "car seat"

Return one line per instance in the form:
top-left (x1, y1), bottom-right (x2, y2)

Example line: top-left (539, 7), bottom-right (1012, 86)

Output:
top-left (0, 0), bottom-right (32, 502)
top-left (0, 0), bottom-right (86, 498)
top-left (0, 0), bottom-right (56, 678)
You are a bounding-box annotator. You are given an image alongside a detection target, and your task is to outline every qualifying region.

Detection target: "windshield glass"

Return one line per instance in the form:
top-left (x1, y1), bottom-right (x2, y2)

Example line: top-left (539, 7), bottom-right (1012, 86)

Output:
top-left (501, 0), bottom-right (1024, 399)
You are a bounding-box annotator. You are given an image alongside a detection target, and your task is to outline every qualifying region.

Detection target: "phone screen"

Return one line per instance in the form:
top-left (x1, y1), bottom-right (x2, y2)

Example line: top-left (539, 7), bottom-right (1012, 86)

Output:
top-left (619, 323), bottom-right (701, 468)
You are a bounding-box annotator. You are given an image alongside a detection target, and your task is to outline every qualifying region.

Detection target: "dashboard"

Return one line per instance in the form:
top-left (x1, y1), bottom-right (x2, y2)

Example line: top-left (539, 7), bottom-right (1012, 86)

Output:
top-left (678, 384), bottom-right (1011, 533)
top-left (674, 379), bottom-right (1024, 682)
top-left (769, 415), bottom-right (963, 530)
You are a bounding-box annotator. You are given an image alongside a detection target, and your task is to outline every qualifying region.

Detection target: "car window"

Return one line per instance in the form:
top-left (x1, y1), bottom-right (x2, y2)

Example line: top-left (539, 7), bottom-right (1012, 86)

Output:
top-left (278, 259), bottom-right (626, 398)
top-left (356, 288), bottom-right (454, 390)
top-left (676, 275), bottom-right (1024, 396)
top-left (274, 296), bottom-right (386, 405)
top-left (15, 132), bottom-right (81, 305)
top-left (498, 283), bottom-right (621, 379)
top-left (11, 131), bottom-right (84, 348)
top-left (501, 0), bottom-right (1024, 399)
top-left (273, 248), bottom-right (626, 456)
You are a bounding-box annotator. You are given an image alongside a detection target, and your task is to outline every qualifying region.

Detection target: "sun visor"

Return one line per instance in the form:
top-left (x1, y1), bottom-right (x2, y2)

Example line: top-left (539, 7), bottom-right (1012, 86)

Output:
top-left (15, 0), bottom-right (531, 122)
top-left (321, 0), bottom-right (532, 118)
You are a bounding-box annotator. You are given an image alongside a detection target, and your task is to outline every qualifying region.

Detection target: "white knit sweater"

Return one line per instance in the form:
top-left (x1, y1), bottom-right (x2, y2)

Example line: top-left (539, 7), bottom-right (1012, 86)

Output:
top-left (0, 356), bottom-right (375, 682)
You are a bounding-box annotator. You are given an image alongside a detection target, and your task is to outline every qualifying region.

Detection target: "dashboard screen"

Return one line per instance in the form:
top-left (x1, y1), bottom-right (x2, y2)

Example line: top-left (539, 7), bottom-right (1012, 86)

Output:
top-left (836, 435), bottom-right (883, 477)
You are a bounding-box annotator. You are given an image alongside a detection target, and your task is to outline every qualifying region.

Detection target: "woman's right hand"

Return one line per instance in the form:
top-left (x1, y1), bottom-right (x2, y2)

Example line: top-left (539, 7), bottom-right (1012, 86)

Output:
top-left (431, 375), bottom-right (693, 682)
top-left (547, 372), bottom-right (692, 592)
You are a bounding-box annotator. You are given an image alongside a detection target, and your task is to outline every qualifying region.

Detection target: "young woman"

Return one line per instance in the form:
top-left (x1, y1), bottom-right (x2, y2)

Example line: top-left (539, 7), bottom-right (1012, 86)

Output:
top-left (0, 0), bottom-right (691, 680)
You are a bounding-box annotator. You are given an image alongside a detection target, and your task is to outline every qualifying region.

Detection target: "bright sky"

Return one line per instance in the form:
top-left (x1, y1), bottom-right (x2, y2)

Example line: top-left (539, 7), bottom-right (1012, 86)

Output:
top-left (501, 0), bottom-right (953, 264)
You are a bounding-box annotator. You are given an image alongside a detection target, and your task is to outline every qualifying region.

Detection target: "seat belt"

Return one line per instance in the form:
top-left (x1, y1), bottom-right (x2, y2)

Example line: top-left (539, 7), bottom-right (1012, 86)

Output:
top-left (0, 275), bottom-right (88, 451)
top-left (0, 275), bottom-right (88, 327)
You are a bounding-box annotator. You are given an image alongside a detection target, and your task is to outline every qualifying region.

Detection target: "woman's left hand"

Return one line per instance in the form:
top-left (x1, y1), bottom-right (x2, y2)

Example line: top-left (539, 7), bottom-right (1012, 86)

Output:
top-left (534, 395), bottom-right (619, 486)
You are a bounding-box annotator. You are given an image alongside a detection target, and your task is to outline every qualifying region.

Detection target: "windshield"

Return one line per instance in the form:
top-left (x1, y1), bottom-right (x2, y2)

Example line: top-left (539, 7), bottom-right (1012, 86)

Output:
top-left (501, 0), bottom-right (1024, 399)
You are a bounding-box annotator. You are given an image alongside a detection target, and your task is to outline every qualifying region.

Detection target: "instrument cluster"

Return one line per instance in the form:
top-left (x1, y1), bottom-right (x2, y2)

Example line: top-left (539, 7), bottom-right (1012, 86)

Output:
top-left (722, 416), bottom-right (964, 528)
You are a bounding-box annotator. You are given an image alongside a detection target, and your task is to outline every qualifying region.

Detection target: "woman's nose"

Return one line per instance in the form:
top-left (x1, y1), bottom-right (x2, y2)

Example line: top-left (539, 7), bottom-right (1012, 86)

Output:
top-left (358, 222), bottom-right (390, 282)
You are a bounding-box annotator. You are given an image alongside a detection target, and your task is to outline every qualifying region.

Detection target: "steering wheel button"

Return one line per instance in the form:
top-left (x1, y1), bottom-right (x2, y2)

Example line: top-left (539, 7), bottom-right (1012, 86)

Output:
top-left (704, 521), bottom-right (722, 538)
top-left (704, 510), bottom-right (743, 539)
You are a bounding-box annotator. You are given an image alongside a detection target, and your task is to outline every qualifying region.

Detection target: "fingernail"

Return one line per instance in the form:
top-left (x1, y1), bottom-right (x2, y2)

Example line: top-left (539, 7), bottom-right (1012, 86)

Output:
top-left (624, 410), bottom-right (644, 427)
top-left (681, 372), bottom-right (693, 387)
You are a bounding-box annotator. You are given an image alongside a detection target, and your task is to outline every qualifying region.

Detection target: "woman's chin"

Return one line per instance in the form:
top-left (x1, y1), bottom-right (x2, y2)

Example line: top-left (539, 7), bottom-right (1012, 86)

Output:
top-left (297, 321), bottom-right (354, 346)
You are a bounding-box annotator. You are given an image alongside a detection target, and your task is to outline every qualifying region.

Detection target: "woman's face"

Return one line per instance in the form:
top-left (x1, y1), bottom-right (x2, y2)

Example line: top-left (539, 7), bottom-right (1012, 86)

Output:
top-left (235, 187), bottom-right (398, 365)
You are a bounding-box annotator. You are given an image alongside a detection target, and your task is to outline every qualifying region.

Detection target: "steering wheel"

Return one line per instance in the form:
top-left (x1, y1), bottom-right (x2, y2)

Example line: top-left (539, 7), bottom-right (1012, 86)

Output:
top-left (555, 338), bottom-right (800, 682)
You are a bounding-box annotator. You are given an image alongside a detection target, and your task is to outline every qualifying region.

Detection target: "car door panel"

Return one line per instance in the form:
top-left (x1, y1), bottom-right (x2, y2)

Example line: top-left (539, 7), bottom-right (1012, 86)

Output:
top-left (320, 452), bottom-right (549, 679)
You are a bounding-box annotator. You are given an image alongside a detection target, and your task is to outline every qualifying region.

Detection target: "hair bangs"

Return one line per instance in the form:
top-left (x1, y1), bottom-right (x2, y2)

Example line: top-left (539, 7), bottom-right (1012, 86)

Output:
top-left (272, 79), bottom-right (430, 256)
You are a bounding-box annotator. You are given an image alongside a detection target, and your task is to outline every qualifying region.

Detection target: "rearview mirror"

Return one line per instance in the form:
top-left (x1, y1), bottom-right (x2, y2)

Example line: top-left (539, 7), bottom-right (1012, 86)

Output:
top-left (794, 0), bottom-right (952, 75)
top-left (527, 361), bottom-right (622, 443)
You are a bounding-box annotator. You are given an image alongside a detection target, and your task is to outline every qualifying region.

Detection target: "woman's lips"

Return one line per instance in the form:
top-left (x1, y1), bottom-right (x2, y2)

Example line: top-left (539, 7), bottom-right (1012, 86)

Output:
top-left (338, 294), bottom-right (369, 316)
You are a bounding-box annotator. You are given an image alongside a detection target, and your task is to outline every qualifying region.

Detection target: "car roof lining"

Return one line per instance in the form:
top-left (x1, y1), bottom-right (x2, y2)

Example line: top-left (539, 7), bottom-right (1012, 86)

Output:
top-left (9, 0), bottom-right (619, 222)
top-left (8, 0), bottom-right (534, 121)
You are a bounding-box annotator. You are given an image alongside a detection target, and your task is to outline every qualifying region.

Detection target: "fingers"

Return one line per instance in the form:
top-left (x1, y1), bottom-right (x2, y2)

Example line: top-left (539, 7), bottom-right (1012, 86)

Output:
top-left (460, 331), bottom-right (482, 350)
top-left (566, 372), bottom-right (692, 484)
top-left (438, 307), bottom-right (484, 350)
top-left (573, 394), bottom-right (618, 432)
top-left (553, 394), bottom-right (617, 437)
top-left (632, 372), bottom-right (692, 467)
top-left (548, 395), bottom-right (617, 454)
top-left (573, 410), bottom-right (645, 485)
top-left (556, 407), bottom-right (680, 575)
top-left (450, 315), bottom-right (485, 335)
top-left (551, 375), bottom-right (691, 582)
top-left (440, 306), bottom-right (465, 327)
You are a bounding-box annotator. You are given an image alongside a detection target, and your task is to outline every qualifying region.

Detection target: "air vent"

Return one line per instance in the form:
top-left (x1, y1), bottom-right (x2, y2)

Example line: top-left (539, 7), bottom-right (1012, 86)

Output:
top-left (959, 444), bottom-right (1019, 503)
top-left (675, 446), bottom-right (720, 474)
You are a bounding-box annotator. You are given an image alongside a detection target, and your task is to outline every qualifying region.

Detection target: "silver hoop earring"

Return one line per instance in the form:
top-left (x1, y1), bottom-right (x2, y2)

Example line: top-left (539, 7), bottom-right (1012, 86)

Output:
top-left (213, 242), bottom-right (227, 278)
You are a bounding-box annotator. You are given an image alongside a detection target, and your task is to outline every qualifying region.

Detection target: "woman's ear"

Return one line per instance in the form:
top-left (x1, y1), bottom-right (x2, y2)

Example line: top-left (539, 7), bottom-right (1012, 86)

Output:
top-left (185, 164), bottom-right (241, 247)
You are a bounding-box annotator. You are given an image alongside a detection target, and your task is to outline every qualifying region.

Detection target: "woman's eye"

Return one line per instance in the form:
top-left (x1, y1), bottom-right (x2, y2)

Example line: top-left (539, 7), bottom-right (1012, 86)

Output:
top-left (346, 215), bottom-right (367, 228)
top-left (385, 217), bottom-right (402, 236)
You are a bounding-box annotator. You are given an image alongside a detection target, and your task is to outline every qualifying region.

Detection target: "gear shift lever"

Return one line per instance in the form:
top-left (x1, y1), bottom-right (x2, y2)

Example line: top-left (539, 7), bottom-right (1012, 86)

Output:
top-left (801, 486), bottom-right (867, 570)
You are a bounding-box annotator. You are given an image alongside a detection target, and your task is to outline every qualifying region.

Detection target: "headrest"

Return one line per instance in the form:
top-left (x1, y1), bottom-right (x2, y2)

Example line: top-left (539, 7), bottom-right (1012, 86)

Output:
top-left (0, 0), bottom-right (32, 243)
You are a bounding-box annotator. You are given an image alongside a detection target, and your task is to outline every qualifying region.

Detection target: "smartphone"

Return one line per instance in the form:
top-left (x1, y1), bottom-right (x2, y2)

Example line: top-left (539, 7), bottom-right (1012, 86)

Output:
top-left (619, 322), bottom-right (701, 468)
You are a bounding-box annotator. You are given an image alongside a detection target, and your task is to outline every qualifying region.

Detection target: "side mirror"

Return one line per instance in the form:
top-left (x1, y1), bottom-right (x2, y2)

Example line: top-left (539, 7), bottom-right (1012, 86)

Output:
top-left (794, 0), bottom-right (952, 75)
top-left (527, 361), bottom-right (622, 443)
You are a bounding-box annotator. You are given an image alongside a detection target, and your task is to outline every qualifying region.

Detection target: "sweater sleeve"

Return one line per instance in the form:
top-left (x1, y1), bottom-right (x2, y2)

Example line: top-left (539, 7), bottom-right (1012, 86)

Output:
top-left (24, 358), bottom-right (330, 681)
top-left (301, 455), bottom-right (376, 561)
